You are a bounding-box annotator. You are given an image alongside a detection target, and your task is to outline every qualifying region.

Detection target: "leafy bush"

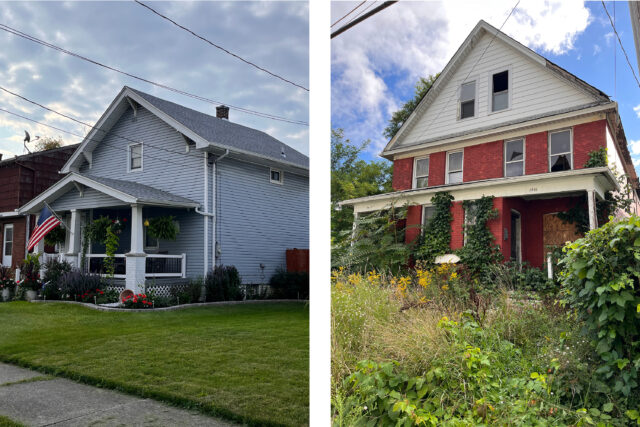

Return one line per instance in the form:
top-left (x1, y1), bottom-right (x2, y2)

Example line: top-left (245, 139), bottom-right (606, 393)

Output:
top-left (42, 259), bottom-right (73, 299)
top-left (457, 196), bottom-right (501, 280)
top-left (18, 253), bottom-right (41, 291)
top-left (205, 265), bottom-right (242, 302)
top-left (560, 216), bottom-right (640, 397)
top-left (0, 266), bottom-right (15, 292)
top-left (146, 215), bottom-right (178, 240)
top-left (170, 279), bottom-right (203, 304)
top-left (269, 269), bottom-right (309, 299)
top-left (486, 261), bottom-right (556, 293)
top-left (416, 192), bottom-right (453, 263)
top-left (58, 270), bottom-right (104, 300)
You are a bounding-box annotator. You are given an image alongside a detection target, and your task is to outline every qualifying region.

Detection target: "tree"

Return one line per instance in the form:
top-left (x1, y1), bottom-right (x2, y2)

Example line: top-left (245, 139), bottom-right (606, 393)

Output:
top-left (34, 136), bottom-right (63, 152)
top-left (331, 129), bottom-right (392, 244)
top-left (383, 74), bottom-right (440, 140)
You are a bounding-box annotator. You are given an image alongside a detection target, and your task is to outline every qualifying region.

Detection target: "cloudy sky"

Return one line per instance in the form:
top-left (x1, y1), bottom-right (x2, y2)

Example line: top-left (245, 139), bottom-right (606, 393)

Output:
top-left (331, 1), bottom-right (640, 168)
top-left (0, 1), bottom-right (309, 159)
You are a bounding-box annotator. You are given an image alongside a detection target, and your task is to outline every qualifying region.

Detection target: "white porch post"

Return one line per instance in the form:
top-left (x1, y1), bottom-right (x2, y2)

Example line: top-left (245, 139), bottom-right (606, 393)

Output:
top-left (351, 211), bottom-right (359, 245)
top-left (65, 209), bottom-right (81, 268)
top-left (587, 189), bottom-right (598, 231)
top-left (125, 204), bottom-right (146, 292)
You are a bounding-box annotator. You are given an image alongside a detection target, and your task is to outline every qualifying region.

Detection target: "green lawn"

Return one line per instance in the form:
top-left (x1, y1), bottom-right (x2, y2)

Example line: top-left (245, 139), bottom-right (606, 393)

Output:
top-left (0, 301), bottom-right (308, 426)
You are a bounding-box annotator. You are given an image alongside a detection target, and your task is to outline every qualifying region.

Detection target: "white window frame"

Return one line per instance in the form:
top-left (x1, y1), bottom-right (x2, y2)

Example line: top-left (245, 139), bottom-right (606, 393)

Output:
top-left (458, 79), bottom-right (478, 120)
top-left (548, 128), bottom-right (573, 172)
top-left (412, 156), bottom-right (429, 189)
top-left (445, 150), bottom-right (464, 184)
top-left (504, 137), bottom-right (525, 177)
top-left (270, 168), bottom-right (284, 185)
top-left (2, 223), bottom-right (13, 261)
top-left (128, 142), bottom-right (143, 173)
top-left (488, 67), bottom-right (511, 114)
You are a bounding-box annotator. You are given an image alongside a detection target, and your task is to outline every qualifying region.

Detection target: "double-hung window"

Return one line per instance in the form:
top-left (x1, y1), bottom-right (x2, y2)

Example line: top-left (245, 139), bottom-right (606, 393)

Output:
top-left (129, 143), bottom-right (142, 172)
top-left (459, 81), bottom-right (476, 119)
top-left (463, 203), bottom-right (478, 246)
top-left (491, 70), bottom-right (509, 112)
top-left (504, 138), bottom-right (524, 177)
top-left (413, 157), bottom-right (429, 188)
top-left (446, 151), bottom-right (463, 184)
top-left (422, 205), bottom-right (435, 228)
top-left (549, 129), bottom-right (572, 172)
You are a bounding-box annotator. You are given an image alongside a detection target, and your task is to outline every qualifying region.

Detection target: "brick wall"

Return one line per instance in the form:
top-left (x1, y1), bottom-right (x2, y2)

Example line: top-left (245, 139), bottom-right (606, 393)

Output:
top-left (525, 131), bottom-right (548, 175)
top-left (0, 217), bottom-right (27, 271)
top-left (405, 205), bottom-right (422, 243)
top-left (450, 201), bottom-right (465, 250)
top-left (428, 152), bottom-right (446, 186)
top-left (463, 140), bottom-right (503, 182)
top-left (392, 158), bottom-right (413, 190)
top-left (573, 119), bottom-right (606, 169)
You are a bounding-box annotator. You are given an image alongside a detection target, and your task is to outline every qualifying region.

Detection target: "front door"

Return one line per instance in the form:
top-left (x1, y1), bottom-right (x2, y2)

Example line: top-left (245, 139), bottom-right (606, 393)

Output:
top-left (510, 210), bottom-right (521, 263)
top-left (2, 224), bottom-right (13, 267)
top-left (542, 213), bottom-right (581, 260)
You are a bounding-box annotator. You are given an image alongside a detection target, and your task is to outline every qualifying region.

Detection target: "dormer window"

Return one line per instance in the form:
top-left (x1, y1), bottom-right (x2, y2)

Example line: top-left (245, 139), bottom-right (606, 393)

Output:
top-left (492, 70), bottom-right (509, 112)
top-left (270, 168), bottom-right (283, 184)
top-left (128, 143), bottom-right (142, 172)
top-left (459, 81), bottom-right (476, 119)
top-left (413, 157), bottom-right (429, 188)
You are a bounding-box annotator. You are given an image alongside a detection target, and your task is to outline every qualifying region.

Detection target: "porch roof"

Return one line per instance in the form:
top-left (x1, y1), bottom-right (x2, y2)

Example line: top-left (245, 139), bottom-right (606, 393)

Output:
top-left (340, 167), bottom-right (619, 213)
top-left (18, 172), bottom-right (200, 214)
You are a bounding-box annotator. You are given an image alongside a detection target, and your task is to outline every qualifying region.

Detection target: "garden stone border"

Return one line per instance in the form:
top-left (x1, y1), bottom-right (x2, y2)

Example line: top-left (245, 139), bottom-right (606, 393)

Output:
top-left (30, 299), bottom-right (307, 312)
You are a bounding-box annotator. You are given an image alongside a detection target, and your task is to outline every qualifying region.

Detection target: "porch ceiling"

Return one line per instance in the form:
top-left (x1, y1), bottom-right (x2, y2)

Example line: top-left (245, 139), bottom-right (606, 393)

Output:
top-left (18, 172), bottom-right (200, 214)
top-left (341, 167), bottom-right (618, 213)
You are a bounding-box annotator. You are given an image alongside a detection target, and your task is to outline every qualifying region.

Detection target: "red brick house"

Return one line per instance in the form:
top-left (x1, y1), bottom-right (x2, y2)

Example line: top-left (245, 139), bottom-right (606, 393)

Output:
top-left (340, 21), bottom-right (640, 269)
top-left (0, 145), bottom-right (78, 271)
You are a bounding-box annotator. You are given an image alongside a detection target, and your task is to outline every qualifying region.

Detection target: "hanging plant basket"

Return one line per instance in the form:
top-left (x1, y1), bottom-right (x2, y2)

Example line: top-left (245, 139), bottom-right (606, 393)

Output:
top-left (44, 226), bottom-right (66, 247)
top-left (146, 216), bottom-right (179, 241)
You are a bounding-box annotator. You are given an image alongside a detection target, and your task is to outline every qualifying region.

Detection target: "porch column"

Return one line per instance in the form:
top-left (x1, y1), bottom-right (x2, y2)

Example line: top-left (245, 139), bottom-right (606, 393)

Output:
top-left (351, 211), bottom-right (359, 245)
top-left (587, 189), bottom-right (598, 230)
top-left (125, 204), bottom-right (146, 292)
top-left (65, 209), bottom-right (81, 268)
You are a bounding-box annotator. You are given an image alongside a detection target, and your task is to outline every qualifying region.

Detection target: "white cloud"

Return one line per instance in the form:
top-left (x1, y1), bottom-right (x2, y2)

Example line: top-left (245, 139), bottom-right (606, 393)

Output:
top-left (593, 44), bottom-right (601, 55)
top-left (629, 139), bottom-right (640, 156)
top-left (331, 0), bottom-right (591, 155)
top-left (635, 104), bottom-right (640, 118)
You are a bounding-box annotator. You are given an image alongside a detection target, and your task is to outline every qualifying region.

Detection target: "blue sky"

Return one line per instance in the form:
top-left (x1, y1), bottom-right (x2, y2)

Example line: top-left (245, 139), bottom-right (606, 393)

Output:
top-left (331, 1), bottom-right (640, 166)
top-left (0, 1), bottom-right (309, 159)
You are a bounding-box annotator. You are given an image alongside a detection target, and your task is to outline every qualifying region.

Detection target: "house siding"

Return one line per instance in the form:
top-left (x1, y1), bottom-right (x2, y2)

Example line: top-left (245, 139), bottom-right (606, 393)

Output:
top-left (80, 106), bottom-right (205, 206)
top-left (49, 187), bottom-right (125, 211)
top-left (398, 32), bottom-right (597, 147)
top-left (216, 157), bottom-right (308, 284)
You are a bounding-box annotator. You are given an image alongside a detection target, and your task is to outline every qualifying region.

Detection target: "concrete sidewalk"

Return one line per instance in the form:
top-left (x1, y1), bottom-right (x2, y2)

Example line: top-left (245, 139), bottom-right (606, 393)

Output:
top-left (0, 363), bottom-right (234, 426)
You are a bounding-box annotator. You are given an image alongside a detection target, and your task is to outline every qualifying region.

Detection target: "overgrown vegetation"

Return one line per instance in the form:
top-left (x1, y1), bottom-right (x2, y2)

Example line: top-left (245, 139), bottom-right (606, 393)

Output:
top-left (383, 74), bottom-right (440, 140)
top-left (269, 269), bottom-right (309, 299)
top-left (205, 265), bottom-right (242, 302)
top-left (416, 192), bottom-right (453, 264)
top-left (457, 196), bottom-right (501, 279)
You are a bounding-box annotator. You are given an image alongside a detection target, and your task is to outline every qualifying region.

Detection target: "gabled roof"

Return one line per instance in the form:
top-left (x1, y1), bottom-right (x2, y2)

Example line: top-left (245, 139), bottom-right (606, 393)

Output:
top-left (383, 20), bottom-right (611, 155)
top-left (18, 172), bottom-right (199, 214)
top-left (61, 86), bottom-right (308, 173)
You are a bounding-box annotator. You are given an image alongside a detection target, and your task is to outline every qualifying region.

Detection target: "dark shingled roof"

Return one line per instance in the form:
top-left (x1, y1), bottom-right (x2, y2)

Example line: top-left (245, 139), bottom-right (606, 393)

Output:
top-left (128, 87), bottom-right (309, 169)
top-left (81, 174), bottom-right (199, 206)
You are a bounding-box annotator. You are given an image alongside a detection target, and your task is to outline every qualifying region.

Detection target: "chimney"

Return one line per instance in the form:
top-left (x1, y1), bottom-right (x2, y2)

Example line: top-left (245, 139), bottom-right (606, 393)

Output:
top-left (216, 105), bottom-right (229, 120)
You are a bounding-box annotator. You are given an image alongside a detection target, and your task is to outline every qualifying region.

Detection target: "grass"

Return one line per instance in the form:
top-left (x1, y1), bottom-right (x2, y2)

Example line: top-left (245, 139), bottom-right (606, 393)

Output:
top-left (0, 415), bottom-right (25, 427)
top-left (0, 301), bottom-right (308, 426)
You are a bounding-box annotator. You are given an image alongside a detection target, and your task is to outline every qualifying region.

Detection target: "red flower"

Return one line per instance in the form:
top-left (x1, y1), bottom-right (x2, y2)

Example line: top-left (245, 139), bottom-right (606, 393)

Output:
top-left (122, 218), bottom-right (127, 222)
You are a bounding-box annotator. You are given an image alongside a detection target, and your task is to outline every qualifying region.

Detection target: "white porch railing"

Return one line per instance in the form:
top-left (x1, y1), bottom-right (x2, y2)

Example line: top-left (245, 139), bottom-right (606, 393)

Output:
top-left (80, 253), bottom-right (186, 279)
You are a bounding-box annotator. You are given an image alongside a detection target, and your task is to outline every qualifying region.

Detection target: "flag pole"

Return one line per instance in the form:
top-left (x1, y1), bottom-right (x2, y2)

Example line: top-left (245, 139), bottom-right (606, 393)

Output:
top-left (43, 201), bottom-right (65, 229)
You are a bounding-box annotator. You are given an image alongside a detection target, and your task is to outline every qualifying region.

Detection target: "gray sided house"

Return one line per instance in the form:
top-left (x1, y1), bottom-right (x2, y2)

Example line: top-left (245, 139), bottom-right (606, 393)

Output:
top-left (19, 86), bottom-right (309, 292)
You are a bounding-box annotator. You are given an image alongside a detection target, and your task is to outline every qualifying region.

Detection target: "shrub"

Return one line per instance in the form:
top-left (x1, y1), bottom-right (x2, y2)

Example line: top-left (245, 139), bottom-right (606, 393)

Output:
top-left (416, 191), bottom-right (453, 263)
top-left (0, 266), bottom-right (15, 292)
top-left (58, 270), bottom-right (105, 300)
top-left (18, 253), bottom-right (41, 291)
top-left (42, 259), bottom-right (72, 299)
top-left (170, 279), bottom-right (202, 305)
top-left (205, 265), bottom-right (242, 302)
top-left (560, 216), bottom-right (640, 397)
top-left (269, 269), bottom-right (309, 299)
top-left (486, 261), bottom-right (556, 293)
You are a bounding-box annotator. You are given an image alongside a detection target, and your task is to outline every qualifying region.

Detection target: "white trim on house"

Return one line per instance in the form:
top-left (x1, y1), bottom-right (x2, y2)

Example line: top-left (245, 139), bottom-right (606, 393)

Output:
top-left (127, 142), bottom-right (143, 173)
top-left (0, 211), bottom-right (19, 218)
top-left (340, 167), bottom-right (618, 214)
top-left (412, 156), bottom-right (429, 189)
top-left (270, 168), bottom-right (284, 185)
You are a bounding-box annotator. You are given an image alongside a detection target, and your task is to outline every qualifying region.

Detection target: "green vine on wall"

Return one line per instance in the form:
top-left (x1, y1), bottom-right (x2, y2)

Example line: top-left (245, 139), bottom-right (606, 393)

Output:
top-left (457, 196), bottom-right (501, 279)
top-left (81, 216), bottom-right (125, 278)
top-left (417, 191), bottom-right (453, 263)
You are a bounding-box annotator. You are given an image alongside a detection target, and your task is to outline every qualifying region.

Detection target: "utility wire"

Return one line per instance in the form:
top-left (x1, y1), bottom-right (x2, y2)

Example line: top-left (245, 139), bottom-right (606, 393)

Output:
top-left (134, 0), bottom-right (309, 92)
top-left (601, 0), bottom-right (640, 88)
top-left (344, 1), bottom-right (378, 27)
top-left (411, 0), bottom-right (521, 145)
top-left (331, 1), bottom-right (398, 39)
top-left (0, 85), bottom-right (209, 166)
top-left (331, 1), bottom-right (366, 28)
top-left (0, 23), bottom-right (308, 126)
top-left (0, 106), bottom-right (200, 170)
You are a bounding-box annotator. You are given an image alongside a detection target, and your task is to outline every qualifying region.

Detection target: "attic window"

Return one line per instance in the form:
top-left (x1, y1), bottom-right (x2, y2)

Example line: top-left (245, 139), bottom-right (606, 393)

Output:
top-left (129, 143), bottom-right (142, 172)
top-left (270, 168), bottom-right (283, 184)
top-left (492, 70), bottom-right (509, 112)
top-left (459, 81), bottom-right (476, 119)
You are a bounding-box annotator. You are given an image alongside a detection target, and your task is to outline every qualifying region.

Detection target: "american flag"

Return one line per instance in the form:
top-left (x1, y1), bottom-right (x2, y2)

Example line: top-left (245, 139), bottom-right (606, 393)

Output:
top-left (27, 204), bottom-right (62, 251)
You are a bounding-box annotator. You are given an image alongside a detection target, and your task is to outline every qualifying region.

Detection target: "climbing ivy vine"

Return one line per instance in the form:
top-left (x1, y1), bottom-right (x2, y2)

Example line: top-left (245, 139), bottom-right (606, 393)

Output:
top-left (457, 196), bottom-right (501, 279)
top-left (416, 191), bottom-right (453, 263)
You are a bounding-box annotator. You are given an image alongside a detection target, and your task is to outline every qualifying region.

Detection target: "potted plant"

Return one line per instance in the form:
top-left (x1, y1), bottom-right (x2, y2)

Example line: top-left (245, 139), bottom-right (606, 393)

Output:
top-left (19, 253), bottom-right (41, 301)
top-left (0, 266), bottom-right (15, 302)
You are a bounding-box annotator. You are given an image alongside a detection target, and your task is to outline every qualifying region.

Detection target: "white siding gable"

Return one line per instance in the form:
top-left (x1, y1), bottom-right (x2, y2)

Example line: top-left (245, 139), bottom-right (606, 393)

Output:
top-left (396, 33), bottom-right (600, 149)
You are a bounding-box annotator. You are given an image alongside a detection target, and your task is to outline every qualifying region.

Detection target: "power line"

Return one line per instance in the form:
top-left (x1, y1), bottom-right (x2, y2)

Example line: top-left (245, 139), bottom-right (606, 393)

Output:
top-left (134, 0), bottom-right (309, 92)
top-left (0, 85), bottom-right (209, 166)
top-left (331, 1), bottom-right (398, 39)
top-left (331, 1), bottom-right (366, 28)
top-left (0, 23), bottom-right (308, 126)
top-left (344, 1), bottom-right (378, 27)
top-left (601, 0), bottom-right (640, 89)
top-left (0, 106), bottom-right (200, 170)
top-left (411, 0), bottom-right (521, 145)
